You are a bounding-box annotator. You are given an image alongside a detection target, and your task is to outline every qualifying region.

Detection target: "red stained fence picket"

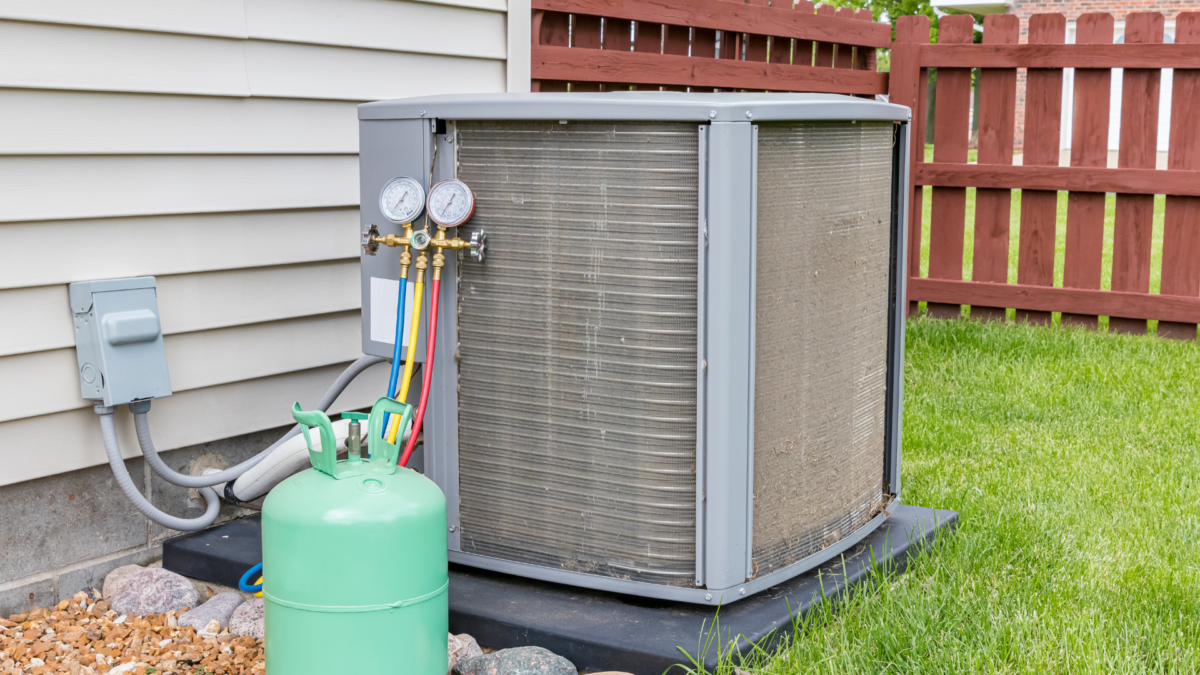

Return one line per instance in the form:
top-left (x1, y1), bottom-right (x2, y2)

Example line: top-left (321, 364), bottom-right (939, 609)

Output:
top-left (895, 11), bottom-right (1200, 338)
top-left (530, 0), bottom-right (888, 94)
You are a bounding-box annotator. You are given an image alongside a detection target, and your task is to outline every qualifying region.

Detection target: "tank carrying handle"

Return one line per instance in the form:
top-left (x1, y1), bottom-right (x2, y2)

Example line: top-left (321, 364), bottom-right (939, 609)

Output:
top-left (291, 403), bottom-right (339, 477)
top-left (367, 396), bottom-right (414, 466)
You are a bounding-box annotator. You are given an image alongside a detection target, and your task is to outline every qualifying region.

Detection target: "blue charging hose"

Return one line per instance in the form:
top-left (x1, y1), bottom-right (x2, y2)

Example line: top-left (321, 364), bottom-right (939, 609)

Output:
top-left (381, 278), bottom-right (408, 438)
top-left (239, 563), bottom-right (263, 593)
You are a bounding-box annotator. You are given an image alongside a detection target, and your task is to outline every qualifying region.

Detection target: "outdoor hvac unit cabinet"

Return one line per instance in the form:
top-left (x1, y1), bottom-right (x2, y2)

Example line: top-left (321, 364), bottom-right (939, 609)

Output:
top-left (358, 93), bottom-right (912, 606)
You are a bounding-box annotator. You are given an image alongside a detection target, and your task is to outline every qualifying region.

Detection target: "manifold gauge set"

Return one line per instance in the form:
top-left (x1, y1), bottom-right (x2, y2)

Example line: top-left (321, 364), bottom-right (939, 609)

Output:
top-left (378, 176), bottom-right (476, 229)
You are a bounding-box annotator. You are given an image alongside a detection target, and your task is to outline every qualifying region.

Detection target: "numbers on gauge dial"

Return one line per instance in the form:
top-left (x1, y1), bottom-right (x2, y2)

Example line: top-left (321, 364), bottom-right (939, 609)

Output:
top-left (426, 179), bottom-right (475, 228)
top-left (379, 176), bottom-right (425, 224)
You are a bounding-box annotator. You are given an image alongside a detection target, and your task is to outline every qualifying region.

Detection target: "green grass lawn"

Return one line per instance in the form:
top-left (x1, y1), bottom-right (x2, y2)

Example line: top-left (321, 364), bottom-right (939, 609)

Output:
top-left (687, 318), bottom-right (1200, 674)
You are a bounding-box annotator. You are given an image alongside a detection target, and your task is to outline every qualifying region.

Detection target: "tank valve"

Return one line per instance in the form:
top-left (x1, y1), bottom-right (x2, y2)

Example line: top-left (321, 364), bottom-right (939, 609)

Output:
top-left (342, 412), bottom-right (368, 463)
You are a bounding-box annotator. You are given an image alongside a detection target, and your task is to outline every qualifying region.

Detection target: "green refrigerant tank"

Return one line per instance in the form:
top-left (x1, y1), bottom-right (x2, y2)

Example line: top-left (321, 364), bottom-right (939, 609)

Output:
top-left (262, 396), bottom-right (448, 674)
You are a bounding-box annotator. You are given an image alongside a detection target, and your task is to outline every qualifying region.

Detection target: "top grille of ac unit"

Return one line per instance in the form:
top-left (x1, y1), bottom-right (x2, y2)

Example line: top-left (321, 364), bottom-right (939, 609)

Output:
top-left (454, 120), bottom-right (701, 586)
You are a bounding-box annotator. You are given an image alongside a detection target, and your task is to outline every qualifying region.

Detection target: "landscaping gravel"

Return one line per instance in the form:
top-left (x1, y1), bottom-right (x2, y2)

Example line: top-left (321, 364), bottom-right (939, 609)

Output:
top-left (0, 591), bottom-right (263, 675)
top-left (3, 564), bottom-right (591, 675)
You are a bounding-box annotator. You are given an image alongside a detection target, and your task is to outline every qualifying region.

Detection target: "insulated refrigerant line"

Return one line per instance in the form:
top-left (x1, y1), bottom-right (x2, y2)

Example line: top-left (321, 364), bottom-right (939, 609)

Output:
top-left (387, 267), bottom-right (424, 444)
top-left (400, 276), bottom-right (439, 467)
top-left (380, 271), bottom-right (408, 435)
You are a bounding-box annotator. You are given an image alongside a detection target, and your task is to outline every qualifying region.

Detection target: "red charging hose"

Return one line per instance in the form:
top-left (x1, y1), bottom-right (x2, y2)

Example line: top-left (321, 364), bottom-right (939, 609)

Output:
top-left (400, 278), bottom-right (439, 467)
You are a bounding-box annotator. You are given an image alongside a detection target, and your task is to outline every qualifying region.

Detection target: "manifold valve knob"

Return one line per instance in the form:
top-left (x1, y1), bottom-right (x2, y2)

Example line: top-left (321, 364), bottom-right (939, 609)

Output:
top-left (361, 224), bottom-right (381, 256)
top-left (469, 230), bottom-right (486, 263)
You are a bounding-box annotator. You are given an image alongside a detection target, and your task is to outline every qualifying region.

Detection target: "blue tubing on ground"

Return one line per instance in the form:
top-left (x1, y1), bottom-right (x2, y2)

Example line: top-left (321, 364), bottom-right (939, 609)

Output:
top-left (239, 563), bottom-right (264, 592)
top-left (381, 279), bottom-right (408, 438)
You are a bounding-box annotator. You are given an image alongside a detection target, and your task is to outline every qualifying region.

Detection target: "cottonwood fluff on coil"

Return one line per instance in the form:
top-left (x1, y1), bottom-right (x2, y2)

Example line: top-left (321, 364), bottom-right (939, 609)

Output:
top-left (751, 121), bottom-right (894, 576)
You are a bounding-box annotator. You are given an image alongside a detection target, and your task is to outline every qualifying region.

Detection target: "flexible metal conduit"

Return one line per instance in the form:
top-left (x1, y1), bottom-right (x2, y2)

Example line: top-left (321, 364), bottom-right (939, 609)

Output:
top-left (130, 355), bottom-right (386, 489)
top-left (98, 405), bottom-right (222, 531)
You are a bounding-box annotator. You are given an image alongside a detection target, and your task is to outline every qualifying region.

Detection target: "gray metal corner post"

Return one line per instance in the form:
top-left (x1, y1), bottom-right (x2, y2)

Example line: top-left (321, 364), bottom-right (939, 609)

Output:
top-left (888, 121), bottom-right (912, 500)
top-left (428, 125), bottom-right (462, 551)
top-left (702, 121), bottom-right (754, 594)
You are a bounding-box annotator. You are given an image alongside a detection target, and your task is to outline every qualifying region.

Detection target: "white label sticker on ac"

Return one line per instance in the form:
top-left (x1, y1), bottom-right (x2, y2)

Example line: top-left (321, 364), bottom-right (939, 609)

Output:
top-left (370, 277), bottom-right (415, 345)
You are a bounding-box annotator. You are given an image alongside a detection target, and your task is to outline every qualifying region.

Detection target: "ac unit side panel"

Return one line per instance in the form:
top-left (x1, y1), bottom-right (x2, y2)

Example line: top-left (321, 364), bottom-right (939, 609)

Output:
top-left (454, 120), bottom-right (701, 587)
top-left (751, 121), bottom-right (894, 577)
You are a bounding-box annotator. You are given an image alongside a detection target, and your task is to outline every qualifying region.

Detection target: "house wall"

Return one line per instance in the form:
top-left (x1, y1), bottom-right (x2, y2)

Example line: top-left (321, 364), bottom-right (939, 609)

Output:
top-left (0, 0), bottom-right (525, 615)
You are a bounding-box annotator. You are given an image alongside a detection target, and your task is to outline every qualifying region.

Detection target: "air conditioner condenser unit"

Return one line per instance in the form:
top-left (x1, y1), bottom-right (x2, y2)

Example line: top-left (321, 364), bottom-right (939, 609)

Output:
top-left (358, 93), bottom-right (911, 605)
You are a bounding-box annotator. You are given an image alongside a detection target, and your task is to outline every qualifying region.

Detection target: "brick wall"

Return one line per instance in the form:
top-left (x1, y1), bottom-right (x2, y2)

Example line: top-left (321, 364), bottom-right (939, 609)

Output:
top-left (1004, 0), bottom-right (1184, 150)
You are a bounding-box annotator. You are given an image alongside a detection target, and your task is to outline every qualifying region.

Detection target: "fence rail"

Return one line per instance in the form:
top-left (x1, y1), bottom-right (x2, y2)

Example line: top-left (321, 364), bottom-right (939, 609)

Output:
top-left (531, 0), bottom-right (887, 94)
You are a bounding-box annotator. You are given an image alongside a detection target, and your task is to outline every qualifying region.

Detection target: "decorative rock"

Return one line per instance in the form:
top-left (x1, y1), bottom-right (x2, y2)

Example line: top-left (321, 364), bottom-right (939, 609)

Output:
top-left (229, 597), bottom-right (265, 640)
top-left (179, 592), bottom-right (244, 631)
top-left (102, 565), bottom-right (145, 600)
top-left (451, 646), bottom-right (575, 675)
top-left (110, 567), bottom-right (199, 616)
top-left (448, 632), bottom-right (484, 673)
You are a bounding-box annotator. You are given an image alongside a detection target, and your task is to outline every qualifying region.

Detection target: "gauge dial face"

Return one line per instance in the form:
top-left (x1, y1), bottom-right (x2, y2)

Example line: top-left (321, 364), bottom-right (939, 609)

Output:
top-left (379, 176), bottom-right (425, 224)
top-left (426, 179), bottom-right (475, 228)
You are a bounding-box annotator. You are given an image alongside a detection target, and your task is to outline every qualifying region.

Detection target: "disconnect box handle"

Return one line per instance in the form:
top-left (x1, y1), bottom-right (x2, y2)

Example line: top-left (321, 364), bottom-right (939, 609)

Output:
top-left (367, 396), bottom-right (414, 466)
top-left (291, 403), bottom-right (339, 477)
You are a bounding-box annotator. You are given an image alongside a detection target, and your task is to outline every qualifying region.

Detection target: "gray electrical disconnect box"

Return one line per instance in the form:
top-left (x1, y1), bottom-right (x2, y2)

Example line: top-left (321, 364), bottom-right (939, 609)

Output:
top-left (69, 277), bottom-right (172, 406)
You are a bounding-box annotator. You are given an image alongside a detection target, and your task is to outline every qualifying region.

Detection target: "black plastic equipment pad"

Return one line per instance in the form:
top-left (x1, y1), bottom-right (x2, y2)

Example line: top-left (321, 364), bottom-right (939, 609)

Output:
top-left (163, 515), bottom-right (263, 590)
top-left (448, 505), bottom-right (957, 674)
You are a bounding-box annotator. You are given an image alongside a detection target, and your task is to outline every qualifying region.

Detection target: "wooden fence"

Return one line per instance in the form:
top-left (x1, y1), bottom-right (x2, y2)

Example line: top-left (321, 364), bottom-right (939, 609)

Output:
top-left (529, 5), bottom-right (1200, 339)
top-left (894, 11), bottom-right (1200, 338)
top-left (530, 0), bottom-right (888, 95)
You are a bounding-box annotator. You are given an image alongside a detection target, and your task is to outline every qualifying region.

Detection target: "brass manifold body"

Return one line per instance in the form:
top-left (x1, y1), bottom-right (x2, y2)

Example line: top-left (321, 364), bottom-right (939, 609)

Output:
top-left (373, 226), bottom-right (477, 282)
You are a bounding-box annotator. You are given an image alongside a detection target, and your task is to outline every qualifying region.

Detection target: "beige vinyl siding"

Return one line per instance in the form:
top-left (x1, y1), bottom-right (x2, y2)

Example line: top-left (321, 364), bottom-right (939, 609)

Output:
top-left (0, 209), bottom-right (360, 290)
top-left (0, 91), bottom-right (360, 155)
top-left (0, 261), bottom-right (360, 358)
top-left (0, 0), bottom-right (510, 487)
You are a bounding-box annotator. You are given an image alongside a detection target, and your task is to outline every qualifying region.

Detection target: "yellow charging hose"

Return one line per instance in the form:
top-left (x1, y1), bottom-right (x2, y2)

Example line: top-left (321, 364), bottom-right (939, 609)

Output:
top-left (386, 279), bottom-right (423, 444)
